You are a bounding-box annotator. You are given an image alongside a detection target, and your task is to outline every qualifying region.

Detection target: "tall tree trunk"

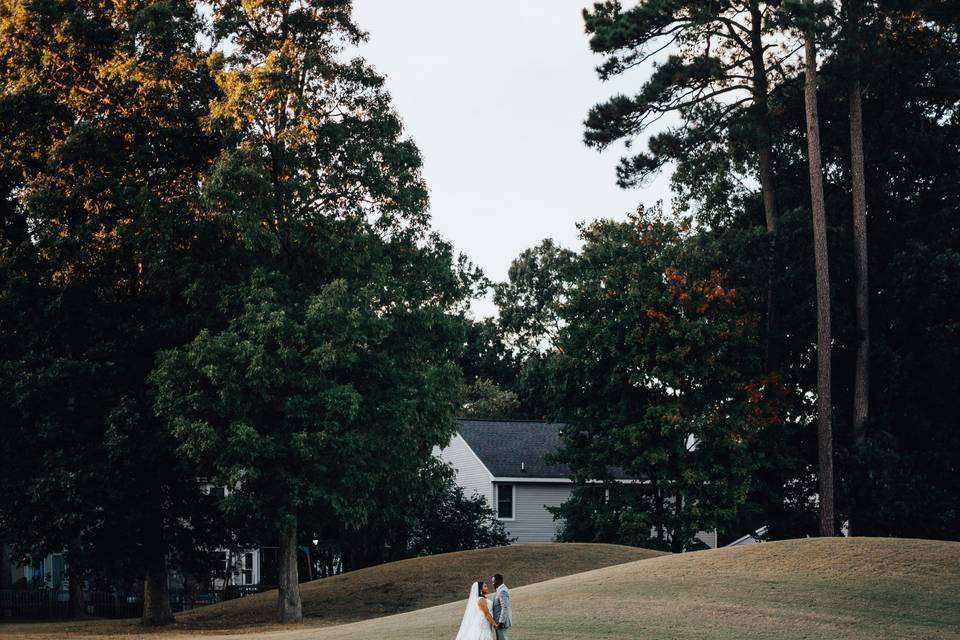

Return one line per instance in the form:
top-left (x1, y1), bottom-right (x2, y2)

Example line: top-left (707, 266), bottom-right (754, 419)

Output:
top-left (67, 537), bottom-right (84, 618)
top-left (142, 551), bottom-right (174, 626)
top-left (803, 24), bottom-right (836, 538)
top-left (277, 515), bottom-right (302, 624)
top-left (749, 0), bottom-right (781, 376)
top-left (846, 2), bottom-right (870, 538)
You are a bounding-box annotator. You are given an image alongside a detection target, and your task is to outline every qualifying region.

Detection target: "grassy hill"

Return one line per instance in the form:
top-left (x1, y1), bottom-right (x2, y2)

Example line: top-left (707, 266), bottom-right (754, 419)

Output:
top-left (302, 537), bottom-right (960, 640)
top-left (0, 543), bottom-right (658, 638)
top-left (2, 538), bottom-right (957, 639)
top-left (179, 542), bottom-right (661, 629)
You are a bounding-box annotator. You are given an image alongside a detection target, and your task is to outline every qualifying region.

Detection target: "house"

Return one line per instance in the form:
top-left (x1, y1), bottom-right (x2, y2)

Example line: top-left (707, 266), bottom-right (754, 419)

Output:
top-left (1, 548), bottom-right (66, 591)
top-left (438, 418), bottom-right (718, 548)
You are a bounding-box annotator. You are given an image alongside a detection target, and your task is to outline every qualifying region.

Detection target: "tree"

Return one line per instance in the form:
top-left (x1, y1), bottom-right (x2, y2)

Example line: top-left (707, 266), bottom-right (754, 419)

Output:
top-left (462, 378), bottom-right (520, 419)
top-left (153, 0), bottom-right (476, 623)
top-left (548, 208), bottom-right (765, 551)
top-left (844, 0), bottom-right (869, 458)
top-left (582, 0), bottom-right (796, 375)
top-left (491, 240), bottom-right (575, 419)
top-left (300, 458), bottom-right (510, 575)
top-left (381, 460), bottom-right (511, 558)
top-left (406, 473), bottom-right (512, 555)
top-left (799, 1), bottom-right (836, 537)
top-left (456, 317), bottom-right (528, 418)
top-left (458, 318), bottom-right (517, 386)
top-left (564, 0), bottom-right (960, 543)
top-left (153, 256), bottom-right (469, 622)
top-left (828, 0), bottom-right (960, 540)
top-left (493, 239), bottom-right (574, 359)
top-left (0, 0), bottom-right (227, 624)
top-left (835, 0), bottom-right (871, 536)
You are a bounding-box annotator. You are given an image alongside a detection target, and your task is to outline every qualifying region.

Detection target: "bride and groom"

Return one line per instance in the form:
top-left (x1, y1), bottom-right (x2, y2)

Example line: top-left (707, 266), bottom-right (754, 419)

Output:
top-left (454, 573), bottom-right (512, 640)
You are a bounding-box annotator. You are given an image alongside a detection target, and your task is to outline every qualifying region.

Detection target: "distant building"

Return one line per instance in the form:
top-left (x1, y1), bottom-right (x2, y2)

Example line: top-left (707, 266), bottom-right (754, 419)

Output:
top-left (438, 418), bottom-right (718, 548)
top-left (2, 549), bottom-right (66, 591)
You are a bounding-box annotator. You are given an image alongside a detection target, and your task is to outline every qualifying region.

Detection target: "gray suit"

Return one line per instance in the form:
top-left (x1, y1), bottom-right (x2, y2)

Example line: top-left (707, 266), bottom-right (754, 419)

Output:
top-left (492, 584), bottom-right (512, 640)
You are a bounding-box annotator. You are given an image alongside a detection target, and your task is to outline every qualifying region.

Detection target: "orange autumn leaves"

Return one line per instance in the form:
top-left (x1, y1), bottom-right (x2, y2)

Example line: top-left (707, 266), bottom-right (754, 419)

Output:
top-left (646, 267), bottom-right (741, 324)
top-left (645, 264), bottom-right (784, 430)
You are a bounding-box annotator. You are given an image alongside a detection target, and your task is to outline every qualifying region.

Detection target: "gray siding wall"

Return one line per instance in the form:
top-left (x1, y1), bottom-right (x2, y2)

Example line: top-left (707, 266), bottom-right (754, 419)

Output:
top-left (437, 434), bottom-right (494, 505)
top-left (498, 482), bottom-right (573, 544)
top-left (435, 442), bottom-right (720, 549)
top-left (694, 530), bottom-right (719, 549)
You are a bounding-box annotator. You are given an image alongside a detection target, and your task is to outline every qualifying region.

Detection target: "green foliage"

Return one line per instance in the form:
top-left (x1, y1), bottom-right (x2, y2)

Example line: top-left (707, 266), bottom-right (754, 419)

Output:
top-left (152, 265), bottom-right (466, 535)
top-left (404, 463), bottom-right (512, 556)
top-left (150, 0), bottom-right (483, 594)
top-left (539, 208), bottom-right (768, 551)
top-left (536, 0), bottom-right (960, 545)
top-left (462, 378), bottom-right (520, 419)
top-left (457, 317), bottom-right (518, 390)
top-left (494, 239), bottom-right (574, 359)
top-left (3, 1), bottom-right (959, 609)
top-left (0, 0), bottom-right (229, 588)
top-left (582, 0), bottom-right (793, 188)
top-left (0, 0), bottom-right (485, 605)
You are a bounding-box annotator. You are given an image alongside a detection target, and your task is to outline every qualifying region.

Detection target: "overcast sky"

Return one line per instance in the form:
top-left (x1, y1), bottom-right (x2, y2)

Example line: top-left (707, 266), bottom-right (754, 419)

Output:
top-left (351, 1), bottom-right (674, 316)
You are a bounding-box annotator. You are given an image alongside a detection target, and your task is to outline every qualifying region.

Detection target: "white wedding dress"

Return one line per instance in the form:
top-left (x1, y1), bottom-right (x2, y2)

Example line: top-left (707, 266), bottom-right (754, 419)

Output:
top-left (454, 583), bottom-right (494, 640)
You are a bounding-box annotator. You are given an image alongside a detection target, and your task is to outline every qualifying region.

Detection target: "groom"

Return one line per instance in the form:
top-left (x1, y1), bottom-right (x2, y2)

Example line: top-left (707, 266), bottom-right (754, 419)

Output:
top-left (490, 573), bottom-right (512, 640)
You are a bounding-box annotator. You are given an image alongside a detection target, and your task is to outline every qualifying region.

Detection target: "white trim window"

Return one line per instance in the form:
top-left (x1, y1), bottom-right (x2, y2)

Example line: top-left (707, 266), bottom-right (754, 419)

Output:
top-left (240, 551), bottom-right (255, 585)
top-left (496, 483), bottom-right (515, 520)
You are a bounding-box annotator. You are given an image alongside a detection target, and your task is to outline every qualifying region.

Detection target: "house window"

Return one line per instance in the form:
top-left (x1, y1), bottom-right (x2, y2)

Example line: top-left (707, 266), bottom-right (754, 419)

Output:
top-left (50, 554), bottom-right (65, 589)
top-left (497, 484), bottom-right (514, 519)
top-left (241, 552), bottom-right (254, 585)
top-left (211, 550), bottom-right (228, 580)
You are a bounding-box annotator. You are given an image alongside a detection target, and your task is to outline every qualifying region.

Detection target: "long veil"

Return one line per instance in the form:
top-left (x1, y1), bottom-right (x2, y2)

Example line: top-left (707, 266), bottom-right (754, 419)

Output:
top-left (454, 582), bottom-right (481, 640)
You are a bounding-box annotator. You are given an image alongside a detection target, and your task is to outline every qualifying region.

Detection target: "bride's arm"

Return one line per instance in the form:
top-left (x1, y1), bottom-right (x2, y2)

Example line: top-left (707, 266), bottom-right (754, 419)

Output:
top-left (478, 598), bottom-right (497, 626)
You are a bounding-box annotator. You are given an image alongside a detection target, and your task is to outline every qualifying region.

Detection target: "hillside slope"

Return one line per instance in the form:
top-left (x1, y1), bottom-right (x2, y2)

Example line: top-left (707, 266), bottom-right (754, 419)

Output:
top-left (0, 543), bottom-right (659, 638)
top-left (180, 542), bottom-right (661, 629)
top-left (300, 537), bottom-right (960, 640)
top-left (3, 538), bottom-right (957, 640)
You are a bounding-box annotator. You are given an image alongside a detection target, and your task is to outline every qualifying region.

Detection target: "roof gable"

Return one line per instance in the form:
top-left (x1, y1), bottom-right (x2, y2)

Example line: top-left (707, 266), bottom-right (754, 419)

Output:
top-left (455, 419), bottom-right (633, 480)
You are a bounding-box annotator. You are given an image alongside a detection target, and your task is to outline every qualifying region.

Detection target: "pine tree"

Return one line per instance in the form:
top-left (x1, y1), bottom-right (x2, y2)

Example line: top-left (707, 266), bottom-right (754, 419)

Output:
top-left (581, 0), bottom-right (794, 376)
top-left (800, 1), bottom-right (836, 537)
top-left (837, 0), bottom-right (870, 537)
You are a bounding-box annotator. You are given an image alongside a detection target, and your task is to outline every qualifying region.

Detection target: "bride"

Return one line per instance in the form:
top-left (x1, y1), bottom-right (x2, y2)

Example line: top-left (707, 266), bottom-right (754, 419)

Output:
top-left (454, 580), bottom-right (498, 640)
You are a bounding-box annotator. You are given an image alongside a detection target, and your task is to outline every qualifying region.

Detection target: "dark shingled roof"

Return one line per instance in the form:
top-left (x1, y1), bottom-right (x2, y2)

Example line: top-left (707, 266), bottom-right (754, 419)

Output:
top-left (455, 418), bottom-right (633, 480)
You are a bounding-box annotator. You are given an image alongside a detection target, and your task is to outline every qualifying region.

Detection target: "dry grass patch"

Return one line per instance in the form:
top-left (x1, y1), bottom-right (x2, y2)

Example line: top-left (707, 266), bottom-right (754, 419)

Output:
top-left (296, 537), bottom-right (960, 640)
top-left (3, 538), bottom-right (957, 640)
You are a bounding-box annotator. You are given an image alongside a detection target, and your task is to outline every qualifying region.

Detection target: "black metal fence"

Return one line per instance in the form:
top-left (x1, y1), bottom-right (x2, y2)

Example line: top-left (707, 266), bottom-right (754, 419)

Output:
top-left (0, 585), bottom-right (267, 620)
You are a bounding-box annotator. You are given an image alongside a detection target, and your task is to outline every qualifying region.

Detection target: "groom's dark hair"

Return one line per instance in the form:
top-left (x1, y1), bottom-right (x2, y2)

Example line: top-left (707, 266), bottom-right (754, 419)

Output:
top-left (493, 573), bottom-right (503, 587)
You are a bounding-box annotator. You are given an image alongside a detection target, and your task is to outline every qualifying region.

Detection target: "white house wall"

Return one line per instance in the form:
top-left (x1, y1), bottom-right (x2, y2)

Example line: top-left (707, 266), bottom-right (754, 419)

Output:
top-left (436, 434), bottom-right (494, 505)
